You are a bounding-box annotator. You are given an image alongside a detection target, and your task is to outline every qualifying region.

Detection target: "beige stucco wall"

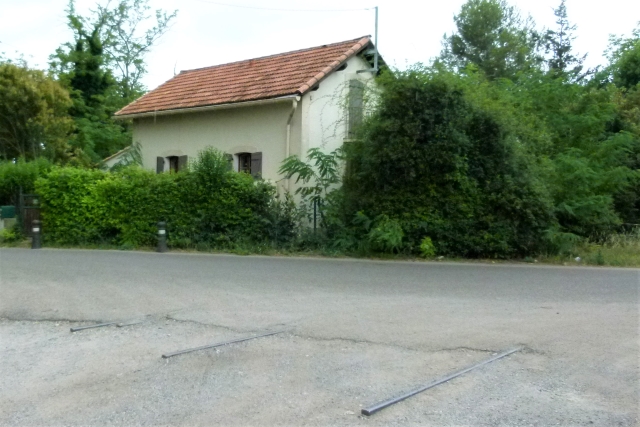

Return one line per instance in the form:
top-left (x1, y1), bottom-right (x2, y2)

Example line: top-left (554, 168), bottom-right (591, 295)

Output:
top-left (133, 100), bottom-right (300, 190)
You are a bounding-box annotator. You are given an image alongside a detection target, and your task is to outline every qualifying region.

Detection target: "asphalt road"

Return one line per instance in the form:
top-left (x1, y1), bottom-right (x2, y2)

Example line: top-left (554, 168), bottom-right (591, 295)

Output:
top-left (0, 248), bottom-right (638, 426)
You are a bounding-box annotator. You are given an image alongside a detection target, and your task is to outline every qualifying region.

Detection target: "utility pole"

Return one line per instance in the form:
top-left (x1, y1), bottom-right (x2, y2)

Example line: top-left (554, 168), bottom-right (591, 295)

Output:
top-left (374, 6), bottom-right (378, 72)
top-left (358, 6), bottom-right (379, 74)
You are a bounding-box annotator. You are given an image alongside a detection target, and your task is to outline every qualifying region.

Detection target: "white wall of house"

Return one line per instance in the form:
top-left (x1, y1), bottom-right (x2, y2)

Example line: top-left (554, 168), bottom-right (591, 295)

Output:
top-left (133, 99), bottom-right (300, 191)
top-left (300, 55), bottom-right (376, 156)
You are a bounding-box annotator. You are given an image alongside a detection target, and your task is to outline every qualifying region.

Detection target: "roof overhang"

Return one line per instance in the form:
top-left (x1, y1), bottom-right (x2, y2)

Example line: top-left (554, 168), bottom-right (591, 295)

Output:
top-left (114, 94), bottom-right (300, 120)
top-left (359, 47), bottom-right (387, 74)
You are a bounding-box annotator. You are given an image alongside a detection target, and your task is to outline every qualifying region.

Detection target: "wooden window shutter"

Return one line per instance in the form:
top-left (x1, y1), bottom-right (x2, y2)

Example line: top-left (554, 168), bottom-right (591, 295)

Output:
top-left (348, 79), bottom-right (365, 138)
top-left (178, 155), bottom-right (188, 172)
top-left (156, 157), bottom-right (164, 174)
top-left (225, 154), bottom-right (233, 171)
top-left (251, 152), bottom-right (262, 179)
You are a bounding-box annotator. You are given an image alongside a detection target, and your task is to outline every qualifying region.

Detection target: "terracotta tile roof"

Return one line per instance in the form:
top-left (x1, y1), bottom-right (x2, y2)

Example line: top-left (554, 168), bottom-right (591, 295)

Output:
top-left (115, 36), bottom-right (372, 117)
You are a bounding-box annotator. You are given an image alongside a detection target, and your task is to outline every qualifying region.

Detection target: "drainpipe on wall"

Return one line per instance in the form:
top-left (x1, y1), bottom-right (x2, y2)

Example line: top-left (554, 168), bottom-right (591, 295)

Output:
top-left (285, 96), bottom-right (300, 192)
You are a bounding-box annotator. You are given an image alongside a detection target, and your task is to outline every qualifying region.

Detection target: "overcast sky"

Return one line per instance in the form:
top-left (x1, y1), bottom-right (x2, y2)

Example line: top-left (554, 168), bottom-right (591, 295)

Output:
top-left (2, 0), bottom-right (639, 91)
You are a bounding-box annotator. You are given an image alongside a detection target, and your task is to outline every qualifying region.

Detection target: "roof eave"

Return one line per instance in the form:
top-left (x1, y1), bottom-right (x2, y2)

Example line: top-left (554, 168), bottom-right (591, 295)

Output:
top-left (114, 94), bottom-right (301, 120)
top-left (296, 36), bottom-right (373, 95)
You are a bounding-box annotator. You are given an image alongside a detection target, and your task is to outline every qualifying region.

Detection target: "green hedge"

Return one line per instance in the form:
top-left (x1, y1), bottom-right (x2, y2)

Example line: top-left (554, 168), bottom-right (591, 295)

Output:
top-left (0, 158), bottom-right (53, 205)
top-left (35, 148), bottom-right (295, 248)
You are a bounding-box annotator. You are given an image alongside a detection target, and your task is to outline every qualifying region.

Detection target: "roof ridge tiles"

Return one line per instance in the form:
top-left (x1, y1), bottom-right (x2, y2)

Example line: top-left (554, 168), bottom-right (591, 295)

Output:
top-left (179, 36), bottom-right (370, 75)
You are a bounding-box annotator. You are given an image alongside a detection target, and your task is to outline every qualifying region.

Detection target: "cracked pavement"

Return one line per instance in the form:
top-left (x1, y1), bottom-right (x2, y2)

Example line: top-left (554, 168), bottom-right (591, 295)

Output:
top-left (0, 248), bottom-right (638, 426)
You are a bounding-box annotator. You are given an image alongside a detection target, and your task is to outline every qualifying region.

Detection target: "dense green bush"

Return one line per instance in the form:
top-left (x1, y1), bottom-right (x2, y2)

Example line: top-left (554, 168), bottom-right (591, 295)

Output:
top-left (343, 69), bottom-right (555, 258)
top-left (0, 158), bottom-right (53, 205)
top-left (35, 148), bottom-right (298, 248)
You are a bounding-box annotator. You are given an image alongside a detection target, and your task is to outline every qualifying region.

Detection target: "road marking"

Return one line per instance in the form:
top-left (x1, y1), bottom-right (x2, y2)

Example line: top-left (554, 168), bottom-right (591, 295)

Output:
top-left (361, 347), bottom-right (523, 416)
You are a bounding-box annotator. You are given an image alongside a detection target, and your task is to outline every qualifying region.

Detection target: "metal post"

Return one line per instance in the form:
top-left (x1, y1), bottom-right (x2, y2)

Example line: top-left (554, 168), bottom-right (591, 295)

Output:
top-left (374, 6), bottom-right (379, 72)
top-left (31, 220), bottom-right (41, 249)
top-left (157, 221), bottom-right (167, 253)
top-left (313, 200), bottom-right (317, 234)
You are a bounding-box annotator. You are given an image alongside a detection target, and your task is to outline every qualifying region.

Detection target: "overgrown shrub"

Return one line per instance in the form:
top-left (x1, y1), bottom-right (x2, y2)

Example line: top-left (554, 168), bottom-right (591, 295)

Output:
top-left (419, 237), bottom-right (436, 258)
top-left (0, 225), bottom-right (21, 243)
top-left (343, 69), bottom-right (555, 258)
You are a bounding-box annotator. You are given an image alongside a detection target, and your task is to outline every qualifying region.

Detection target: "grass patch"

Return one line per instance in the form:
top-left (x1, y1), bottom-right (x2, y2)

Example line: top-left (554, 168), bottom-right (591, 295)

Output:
top-left (539, 230), bottom-right (640, 267)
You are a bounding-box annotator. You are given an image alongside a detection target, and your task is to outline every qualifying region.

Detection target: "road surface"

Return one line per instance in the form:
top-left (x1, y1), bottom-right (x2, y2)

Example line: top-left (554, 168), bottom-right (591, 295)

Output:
top-left (0, 248), bottom-right (638, 426)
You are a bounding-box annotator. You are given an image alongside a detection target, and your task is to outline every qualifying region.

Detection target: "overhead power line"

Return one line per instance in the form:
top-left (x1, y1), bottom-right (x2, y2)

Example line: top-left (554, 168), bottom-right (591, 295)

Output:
top-left (191, 0), bottom-right (373, 12)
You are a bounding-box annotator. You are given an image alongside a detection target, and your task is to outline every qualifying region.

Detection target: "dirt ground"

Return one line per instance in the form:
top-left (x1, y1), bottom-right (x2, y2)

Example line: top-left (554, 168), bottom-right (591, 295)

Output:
top-left (0, 248), bottom-right (638, 426)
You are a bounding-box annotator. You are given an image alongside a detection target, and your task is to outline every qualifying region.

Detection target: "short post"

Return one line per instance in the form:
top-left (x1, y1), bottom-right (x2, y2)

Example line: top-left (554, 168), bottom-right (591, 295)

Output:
top-left (313, 200), bottom-right (317, 234)
top-left (31, 220), bottom-right (41, 249)
top-left (157, 221), bottom-right (167, 253)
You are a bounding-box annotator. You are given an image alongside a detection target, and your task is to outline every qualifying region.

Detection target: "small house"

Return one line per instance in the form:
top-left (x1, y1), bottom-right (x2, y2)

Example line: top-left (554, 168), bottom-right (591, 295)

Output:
top-left (114, 36), bottom-right (380, 192)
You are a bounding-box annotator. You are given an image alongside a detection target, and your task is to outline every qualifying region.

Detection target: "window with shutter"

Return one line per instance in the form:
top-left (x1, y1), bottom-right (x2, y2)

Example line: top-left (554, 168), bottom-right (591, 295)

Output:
top-left (348, 79), bottom-right (365, 139)
top-left (168, 156), bottom-right (179, 173)
top-left (238, 153), bottom-right (252, 174)
top-left (156, 157), bottom-right (165, 174)
top-left (250, 152), bottom-right (262, 179)
top-left (178, 155), bottom-right (188, 172)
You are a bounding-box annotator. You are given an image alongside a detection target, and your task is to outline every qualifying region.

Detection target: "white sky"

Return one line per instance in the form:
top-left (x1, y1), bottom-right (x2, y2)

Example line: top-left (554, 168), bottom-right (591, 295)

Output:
top-left (1, 0), bottom-right (639, 91)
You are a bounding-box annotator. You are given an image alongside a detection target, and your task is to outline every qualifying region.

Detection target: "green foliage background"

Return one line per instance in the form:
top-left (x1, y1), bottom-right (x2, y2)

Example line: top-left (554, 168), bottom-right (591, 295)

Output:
top-left (2, 0), bottom-right (640, 261)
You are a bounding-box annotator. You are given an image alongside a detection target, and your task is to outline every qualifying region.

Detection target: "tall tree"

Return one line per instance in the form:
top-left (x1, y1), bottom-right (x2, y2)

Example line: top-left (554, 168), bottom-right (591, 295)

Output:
top-left (440, 0), bottom-right (541, 80)
top-left (50, 3), bottom-right (126, 163)
top-left (49, 0), bottom-right (177, 162)
top-left (98, 0), bottom-right (177, 102)
top-left (0, 62), bottom-right (74, 162)
top-left (544, 0), bottom-right (586, 80)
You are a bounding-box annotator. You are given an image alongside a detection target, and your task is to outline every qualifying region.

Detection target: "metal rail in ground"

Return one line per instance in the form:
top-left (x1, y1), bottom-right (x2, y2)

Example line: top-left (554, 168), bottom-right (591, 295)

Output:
top-left (361, 347), bottom-right (522, 416)
top-left (70, 322), bottom-right (117, 332)
top-left (162, 330), bottom-right (288, 359)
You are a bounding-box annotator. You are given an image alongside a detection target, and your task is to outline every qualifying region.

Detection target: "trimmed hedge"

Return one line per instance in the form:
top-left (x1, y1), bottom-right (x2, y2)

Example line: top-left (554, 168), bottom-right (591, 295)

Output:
top-left (35, 148), bottom-right (294, 248)
top-left (0, 158), bottom-right (53, 205)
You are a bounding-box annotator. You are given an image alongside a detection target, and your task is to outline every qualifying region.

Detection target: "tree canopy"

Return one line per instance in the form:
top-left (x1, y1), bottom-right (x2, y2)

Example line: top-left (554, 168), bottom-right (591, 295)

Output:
top-left (0, 62), bottom-right (74, 162)
top-left (440, 0), bottom-right (541, 80)
top-left (48, 0), bottom-right (176, 164)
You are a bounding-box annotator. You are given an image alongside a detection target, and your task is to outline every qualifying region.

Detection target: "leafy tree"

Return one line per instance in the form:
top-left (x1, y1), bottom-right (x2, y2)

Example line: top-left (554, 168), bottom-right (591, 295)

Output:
top-left (440, 0), bottom-right (541, 80)
top-left (97, 0), bottom-right (177, 102)
top-left (279, 147), bottom-right (342, 214)
top-left (543, 0), bottom-right (586, 80)
top-left (0, 62), bottom-right (74, 162)
top-left (503, 68), bottom-right (639, 236)
top-left (607, 24), bottom-right (640, 90)
top-left (50, 2), bottom-right (127, 164)
top-left (49, 0), bottom-right (177, 163)
top-left (599, 25), bottom-right (640, 224)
